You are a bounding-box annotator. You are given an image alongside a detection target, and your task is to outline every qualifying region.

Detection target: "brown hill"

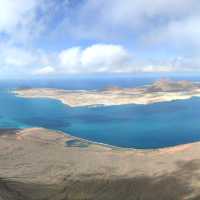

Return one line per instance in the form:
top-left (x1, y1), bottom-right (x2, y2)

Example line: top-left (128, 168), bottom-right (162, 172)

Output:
top-left (147, 79), bottom-right (196, 92)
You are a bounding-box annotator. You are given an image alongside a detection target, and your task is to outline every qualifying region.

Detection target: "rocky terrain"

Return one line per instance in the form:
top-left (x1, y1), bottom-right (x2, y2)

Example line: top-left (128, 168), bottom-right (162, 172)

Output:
top-left (1, 128), bottom-right (200, 199)
top-left (146, 79), bottom-right (197, 92)
top-left (14, 79), bottom-right (200, 107)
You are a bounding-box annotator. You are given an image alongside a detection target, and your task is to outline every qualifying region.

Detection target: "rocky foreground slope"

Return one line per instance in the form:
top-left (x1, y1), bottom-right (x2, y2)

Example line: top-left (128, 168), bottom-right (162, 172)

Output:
top-left (1, 128), bottom-right (200, 199)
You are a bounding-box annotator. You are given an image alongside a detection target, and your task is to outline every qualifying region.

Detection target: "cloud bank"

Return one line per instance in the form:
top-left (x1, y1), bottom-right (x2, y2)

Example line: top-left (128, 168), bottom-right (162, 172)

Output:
top-left (1, 0), bottom-right (200, 77)
top-left (58, 44), bottom-right (130, 73)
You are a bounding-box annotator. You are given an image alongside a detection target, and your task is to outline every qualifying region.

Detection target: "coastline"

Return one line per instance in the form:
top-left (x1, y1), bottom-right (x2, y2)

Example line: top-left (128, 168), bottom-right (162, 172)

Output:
top-left (56, 128), bottom-right (196, 153)
top-left (0, 126), bottom-right (196, 153)
top-left (11, 82), bottom-right (200, 150)
top-left (3, 80), bottom-right (200, 198)
top-left (1, 127), bottom-right (200, 199)
top-left (13, 83), bottom-right (200, 108)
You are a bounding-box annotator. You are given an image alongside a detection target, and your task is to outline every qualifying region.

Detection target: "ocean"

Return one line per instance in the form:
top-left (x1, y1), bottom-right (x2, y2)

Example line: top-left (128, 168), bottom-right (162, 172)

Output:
top-left (1, 75), bottom-right (200, 149)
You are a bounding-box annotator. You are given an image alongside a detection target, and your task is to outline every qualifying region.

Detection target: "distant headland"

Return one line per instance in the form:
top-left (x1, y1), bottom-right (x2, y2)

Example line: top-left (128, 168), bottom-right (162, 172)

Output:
top-left (14, 79), bottom-right (200, 107)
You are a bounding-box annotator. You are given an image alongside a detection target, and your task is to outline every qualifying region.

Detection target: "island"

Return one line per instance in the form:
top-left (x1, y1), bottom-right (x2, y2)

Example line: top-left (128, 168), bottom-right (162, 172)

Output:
top-left (2, 79), bottom-right (200, 199)
top-left (1, 127), bottom-right (200, 199)
top-left (14, 79), bottom-right (200, 107)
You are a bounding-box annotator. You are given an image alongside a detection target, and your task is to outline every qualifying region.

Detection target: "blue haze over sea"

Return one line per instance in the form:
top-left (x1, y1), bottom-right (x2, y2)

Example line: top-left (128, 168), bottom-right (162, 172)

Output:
top-left (1, 75), bottom-right (200, 149)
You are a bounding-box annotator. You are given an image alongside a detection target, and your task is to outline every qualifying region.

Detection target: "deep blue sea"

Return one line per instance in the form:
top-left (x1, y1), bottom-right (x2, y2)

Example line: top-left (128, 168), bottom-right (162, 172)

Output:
top-left (1, 75), bottom-right (200, 149)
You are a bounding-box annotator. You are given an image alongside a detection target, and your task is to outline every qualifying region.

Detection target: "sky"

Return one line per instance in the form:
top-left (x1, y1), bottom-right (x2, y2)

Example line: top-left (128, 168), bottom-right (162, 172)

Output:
top-left (1, 0), bottom-right (200, 78)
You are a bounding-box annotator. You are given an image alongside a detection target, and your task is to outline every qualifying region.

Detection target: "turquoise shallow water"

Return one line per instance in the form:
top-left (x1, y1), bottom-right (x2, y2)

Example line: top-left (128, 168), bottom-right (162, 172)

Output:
top-left (1, 87), bottom-right (200, 149)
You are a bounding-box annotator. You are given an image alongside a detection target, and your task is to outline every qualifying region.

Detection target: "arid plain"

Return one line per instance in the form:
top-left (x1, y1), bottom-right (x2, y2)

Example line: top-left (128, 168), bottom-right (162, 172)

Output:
top-left (1, 128), bottom-right (200, 200)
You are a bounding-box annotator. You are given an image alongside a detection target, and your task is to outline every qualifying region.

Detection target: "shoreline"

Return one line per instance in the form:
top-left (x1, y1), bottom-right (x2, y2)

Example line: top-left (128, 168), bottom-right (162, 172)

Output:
top-left (51, 128), bottom-right (200, 154)
top-left (9, 79), bottom-right (200, 152)
top-left (1, 127), bottom-right (200, 199)
top-left (0, 127), bottom-right (195, 154)
top-left (60, 128), bottom-right (195, 153)
top-left (11, 81), bottom-right (200, 151)
top-left (15, 91), bottom-right (200, 107)
top-left (10, 127), bottom-right (198, 153)
top-left (13, 81), bottom-right (200, 108)
top-left (2, 126), bottom-right (198, 156)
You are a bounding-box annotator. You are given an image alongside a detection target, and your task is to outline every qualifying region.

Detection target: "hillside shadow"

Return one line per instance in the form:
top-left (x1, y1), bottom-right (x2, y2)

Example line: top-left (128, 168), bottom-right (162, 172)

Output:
top-left (1, 159), bottom-right (200, 200)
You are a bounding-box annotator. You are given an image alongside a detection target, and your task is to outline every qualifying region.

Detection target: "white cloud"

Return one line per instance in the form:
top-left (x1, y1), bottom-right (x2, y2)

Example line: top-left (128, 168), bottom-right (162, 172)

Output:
top-left (0, 0), bottom-right (44, 43)
top-left (59, 47), bottom-right (81, 67)
top-left (146, 16), bottom-right (200, 49)
top-left (58, 44), bottom-right (130, 73)
top-left (141, 65), bottom-right (174, 73)
top-left (59, 0), bottom-right (200, 40)
top-left (0, 0), bottom-right (38, 32)
top-left (81, 44), bottom-right (129, 67)
top-left (33, 66), bottom-right (55, 75)
top-left (1, 46), bottom-right (37, 66)
top-left (0, 44), bottom-right (55, 77)
top-left (1, 0), bottom-right (200, 77)
top-left (1, 43), bottom-right (200, 77)
top-left (95, 0), bottom-right (196, 27)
